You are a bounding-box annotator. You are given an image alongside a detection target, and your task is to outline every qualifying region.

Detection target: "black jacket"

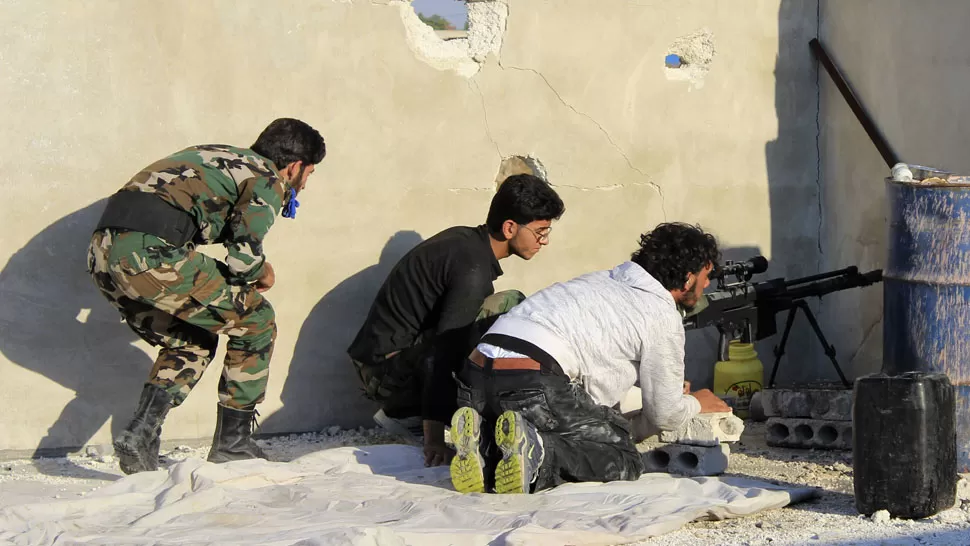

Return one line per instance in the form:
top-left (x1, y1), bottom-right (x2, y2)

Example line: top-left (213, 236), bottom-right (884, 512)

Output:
top-left (348, 224), bottom-right (502, 421)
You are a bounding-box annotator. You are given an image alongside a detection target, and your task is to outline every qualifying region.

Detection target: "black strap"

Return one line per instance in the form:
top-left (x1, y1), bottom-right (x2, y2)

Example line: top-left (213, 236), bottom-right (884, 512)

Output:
top-left (95, 191), bottom-right (198, 247)
top-left (483, 355), bottom-right (496, 411)
top-left (480, 333), bottom-right (566, 377)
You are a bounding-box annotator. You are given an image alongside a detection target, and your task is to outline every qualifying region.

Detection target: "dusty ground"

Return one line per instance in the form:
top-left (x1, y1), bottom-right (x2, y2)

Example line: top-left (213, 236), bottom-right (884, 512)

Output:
top-left (1, 422), bottom-right (969, 546)
top-left (638, 422), bottom-right (970, 545)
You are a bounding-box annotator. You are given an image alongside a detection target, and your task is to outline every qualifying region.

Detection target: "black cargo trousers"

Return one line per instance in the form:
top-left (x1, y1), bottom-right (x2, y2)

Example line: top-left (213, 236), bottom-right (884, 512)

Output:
top-left (455, 334), bottom-right (644, 492)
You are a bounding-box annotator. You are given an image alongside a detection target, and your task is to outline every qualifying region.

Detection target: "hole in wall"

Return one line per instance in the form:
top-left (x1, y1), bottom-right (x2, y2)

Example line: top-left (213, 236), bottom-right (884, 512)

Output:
top-left (664, 28), bottom-right (716, 90)
top-left (664, 54), bottom-right (684, 69)
top-left (399, 0), bottom-right (508, 78)
top-left (494, 155), bottom-right (548, 189)
top-left (412, 0), bottom-right (469, 35)
top-left (647, 450), bottom-right (671, 468)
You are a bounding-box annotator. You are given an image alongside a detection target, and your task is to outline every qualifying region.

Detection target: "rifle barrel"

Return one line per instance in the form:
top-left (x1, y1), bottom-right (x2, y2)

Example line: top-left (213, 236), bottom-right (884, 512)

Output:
top-left (785, 267), bottom-right (857, 287)
top-left (783, 269), bottom-right (883, 301)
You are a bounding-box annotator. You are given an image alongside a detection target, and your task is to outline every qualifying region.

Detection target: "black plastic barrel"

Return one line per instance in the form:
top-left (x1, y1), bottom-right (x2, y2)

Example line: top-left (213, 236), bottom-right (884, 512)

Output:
top-left (853, 372), bottom-right (956, 519)
top-left (884, 178), bottom-right (970, 471)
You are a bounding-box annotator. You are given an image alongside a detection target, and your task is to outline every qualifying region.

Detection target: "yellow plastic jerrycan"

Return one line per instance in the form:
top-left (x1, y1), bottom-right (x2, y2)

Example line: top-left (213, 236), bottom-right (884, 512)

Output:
top-left (713, 341), bottom-right (764, 419)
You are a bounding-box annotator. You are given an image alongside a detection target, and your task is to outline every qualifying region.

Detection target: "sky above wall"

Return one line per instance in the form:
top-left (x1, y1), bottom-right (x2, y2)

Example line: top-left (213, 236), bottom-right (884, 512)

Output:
top-left (411, 0), bottom-right (468, 28)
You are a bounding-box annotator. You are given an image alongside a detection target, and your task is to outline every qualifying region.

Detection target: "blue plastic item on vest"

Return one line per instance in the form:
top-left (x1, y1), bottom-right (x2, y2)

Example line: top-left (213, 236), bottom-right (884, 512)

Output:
top-left (282, 188), bottom-right (299, 219)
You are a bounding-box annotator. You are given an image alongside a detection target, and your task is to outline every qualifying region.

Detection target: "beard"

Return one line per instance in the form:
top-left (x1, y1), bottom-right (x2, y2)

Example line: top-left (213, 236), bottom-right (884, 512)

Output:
top-left (677, 290), bottom-right (710, 319)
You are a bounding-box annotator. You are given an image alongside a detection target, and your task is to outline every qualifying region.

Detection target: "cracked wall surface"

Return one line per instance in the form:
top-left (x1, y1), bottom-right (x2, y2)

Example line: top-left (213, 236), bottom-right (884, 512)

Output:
top-left (0, 0), bottom-right (820, 453)
top-left (818, 0), bottom-right (970, 380)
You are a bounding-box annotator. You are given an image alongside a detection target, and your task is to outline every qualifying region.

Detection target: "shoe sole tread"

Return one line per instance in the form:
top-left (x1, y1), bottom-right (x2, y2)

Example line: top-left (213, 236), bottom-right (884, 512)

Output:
top-left (494, 411), bottom-right (528, 494)
top-left (449, 407), bottom-right (485, 494)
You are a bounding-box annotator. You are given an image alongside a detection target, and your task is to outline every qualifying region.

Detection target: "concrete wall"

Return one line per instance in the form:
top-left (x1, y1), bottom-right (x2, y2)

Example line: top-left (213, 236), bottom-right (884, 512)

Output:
top-left (817, 0), bottom-right (970, 380)
top-left (0, 0), bottom-right (820, 456)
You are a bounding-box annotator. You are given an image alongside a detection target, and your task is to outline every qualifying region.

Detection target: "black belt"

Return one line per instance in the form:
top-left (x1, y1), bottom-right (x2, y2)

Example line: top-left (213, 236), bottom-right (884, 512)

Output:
top-left (95, 191), bottom-right (199, 247)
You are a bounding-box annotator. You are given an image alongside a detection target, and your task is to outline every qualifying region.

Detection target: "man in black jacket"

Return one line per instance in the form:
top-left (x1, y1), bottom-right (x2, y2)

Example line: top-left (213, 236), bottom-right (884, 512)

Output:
top-left (348, 174), bottom-right (565, 466)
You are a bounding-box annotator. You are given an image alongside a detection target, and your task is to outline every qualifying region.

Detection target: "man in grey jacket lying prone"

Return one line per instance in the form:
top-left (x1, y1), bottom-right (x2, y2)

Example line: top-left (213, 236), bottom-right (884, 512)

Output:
top-left (448, 222), bottom-right (731, 495)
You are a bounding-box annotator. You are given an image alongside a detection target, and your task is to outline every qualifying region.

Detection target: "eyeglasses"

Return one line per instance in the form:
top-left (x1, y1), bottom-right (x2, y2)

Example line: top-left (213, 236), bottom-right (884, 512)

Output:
top-left (520, 224), bottom-right (552, 243)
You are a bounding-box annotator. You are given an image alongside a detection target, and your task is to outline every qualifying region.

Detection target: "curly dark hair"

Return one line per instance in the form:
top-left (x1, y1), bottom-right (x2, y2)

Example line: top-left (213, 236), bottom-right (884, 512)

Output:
top-left (486, 174), bottom-right (565, 237)
top-left (630, 222), bottom-right (720, 290)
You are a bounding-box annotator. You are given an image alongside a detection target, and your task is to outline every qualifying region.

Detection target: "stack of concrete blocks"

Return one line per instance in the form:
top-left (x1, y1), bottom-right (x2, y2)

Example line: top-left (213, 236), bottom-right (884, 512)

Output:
top-left (639, 412), bottom-right (743, 477)
top-left (762, 388), bottom-right (853, 450)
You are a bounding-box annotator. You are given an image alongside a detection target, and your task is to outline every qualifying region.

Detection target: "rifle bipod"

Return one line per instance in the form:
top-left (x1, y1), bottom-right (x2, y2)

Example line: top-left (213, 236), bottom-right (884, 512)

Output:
top-left (768, 300), bottom-right (850, 388)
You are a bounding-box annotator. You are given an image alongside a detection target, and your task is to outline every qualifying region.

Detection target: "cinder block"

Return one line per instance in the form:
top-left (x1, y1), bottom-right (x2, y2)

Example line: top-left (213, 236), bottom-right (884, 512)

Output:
top-left (640, 443), bottom-right (730, 477)
top-left (765, 417), bottom-right (852, 450)
top-left (658, 412), bottom-right (744, 446)
top-left (809, 389), bottom-right (853, 421)
top-left (761, 388), bottom-right (853, 421)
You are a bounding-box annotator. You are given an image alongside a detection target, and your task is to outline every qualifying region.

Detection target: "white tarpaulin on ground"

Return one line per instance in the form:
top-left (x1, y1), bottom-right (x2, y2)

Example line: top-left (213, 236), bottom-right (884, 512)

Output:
top-left (0, 444), bottom-right (818, 545)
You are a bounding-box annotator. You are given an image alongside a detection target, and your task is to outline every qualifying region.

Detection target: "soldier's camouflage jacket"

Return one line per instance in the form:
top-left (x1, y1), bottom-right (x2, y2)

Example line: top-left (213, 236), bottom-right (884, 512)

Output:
top-left (115, 144), bottom-right (287, 283)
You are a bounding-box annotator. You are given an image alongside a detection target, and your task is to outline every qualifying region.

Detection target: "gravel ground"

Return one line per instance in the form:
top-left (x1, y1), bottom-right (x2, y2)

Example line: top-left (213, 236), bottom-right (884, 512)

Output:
top-left (1, 422), bottom-right (969, 545)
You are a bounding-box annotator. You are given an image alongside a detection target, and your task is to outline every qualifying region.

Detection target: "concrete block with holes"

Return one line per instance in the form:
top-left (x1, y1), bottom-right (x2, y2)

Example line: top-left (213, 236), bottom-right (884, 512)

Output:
top-left (761, 388), bottom-right (853, 421)
top-left (658, 412), bottom-right (744, 446)
top-left (640, 442), bottom-right (730, 477)
top-left (765, 417), bottom-right (852, 450)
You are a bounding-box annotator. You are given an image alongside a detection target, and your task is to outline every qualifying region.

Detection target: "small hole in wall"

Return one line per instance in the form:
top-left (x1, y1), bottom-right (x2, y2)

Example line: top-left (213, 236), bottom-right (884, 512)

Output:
top-left (665, 54), bottom-right (684, 68)
top-left (663, 29), bottom-right (715, 89)
top-left (495, 156), bottom-right (548, 189)
top-left (412, 0), bottom-right (469, 35)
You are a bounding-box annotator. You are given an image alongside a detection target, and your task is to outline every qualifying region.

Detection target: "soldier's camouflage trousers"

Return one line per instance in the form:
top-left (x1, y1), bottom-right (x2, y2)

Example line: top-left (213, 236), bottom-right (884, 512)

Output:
top-left (352, 289), bottom-right (526, 418)
top-left (86, 229), bottom-right (277, 409)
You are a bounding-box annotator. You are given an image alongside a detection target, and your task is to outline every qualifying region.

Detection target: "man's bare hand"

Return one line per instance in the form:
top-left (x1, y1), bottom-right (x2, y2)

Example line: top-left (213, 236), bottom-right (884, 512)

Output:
top-left (423, 441), bottom-right (455, 467)
top-left (690, 388), bottom-right (732, 413)
top-left (422, 419), bottom-right (454, 467)
top-left (682, 381), bottom-right (691, 394)
top-left (255, 262), bottom-right (275, 293)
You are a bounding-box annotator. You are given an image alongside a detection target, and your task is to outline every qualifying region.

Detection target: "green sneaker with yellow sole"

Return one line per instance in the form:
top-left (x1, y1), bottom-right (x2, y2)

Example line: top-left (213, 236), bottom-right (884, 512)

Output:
top-left (449, 406), bottom-right (486, 494)
top-left (494, 410), bottom-right (544, 494)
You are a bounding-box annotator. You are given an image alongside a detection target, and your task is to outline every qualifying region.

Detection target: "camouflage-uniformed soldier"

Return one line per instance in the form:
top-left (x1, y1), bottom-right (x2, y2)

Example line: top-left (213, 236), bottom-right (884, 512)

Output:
top-left (87, 118), bottom-right (326, 474)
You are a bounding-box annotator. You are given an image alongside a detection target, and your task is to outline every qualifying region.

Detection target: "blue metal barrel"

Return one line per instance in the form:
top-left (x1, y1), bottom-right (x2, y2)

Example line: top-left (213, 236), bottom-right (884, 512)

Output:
top-left (884, 178), bottom-right (970, 471)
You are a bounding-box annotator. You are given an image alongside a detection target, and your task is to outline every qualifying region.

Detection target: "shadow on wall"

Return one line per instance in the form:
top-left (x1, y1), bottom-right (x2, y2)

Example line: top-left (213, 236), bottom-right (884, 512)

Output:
top-left (0, 199), bottom-right (148, 468)
top-left (259, 230), bottom-right (424, 435)
top-left (0, 197), bottom-right (423, 455)
top-left (762, 0), bottom-right (824, 386)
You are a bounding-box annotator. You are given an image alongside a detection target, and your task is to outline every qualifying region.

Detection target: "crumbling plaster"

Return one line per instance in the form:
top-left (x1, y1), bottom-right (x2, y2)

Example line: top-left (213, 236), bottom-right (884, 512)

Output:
top-left (0, 0), bottom-right (821, 455)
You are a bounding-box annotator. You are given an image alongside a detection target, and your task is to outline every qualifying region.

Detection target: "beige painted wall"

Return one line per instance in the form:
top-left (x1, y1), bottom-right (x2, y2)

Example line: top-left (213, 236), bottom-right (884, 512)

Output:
top-left (817, 0), bottom-right (970, 380)
top-left (0, 0), bottom-right (820, 455)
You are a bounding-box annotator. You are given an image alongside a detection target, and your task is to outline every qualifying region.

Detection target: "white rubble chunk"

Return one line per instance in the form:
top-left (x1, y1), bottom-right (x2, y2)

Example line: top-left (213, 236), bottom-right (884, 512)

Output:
top-left (658, 411), bottom-right (744, 446)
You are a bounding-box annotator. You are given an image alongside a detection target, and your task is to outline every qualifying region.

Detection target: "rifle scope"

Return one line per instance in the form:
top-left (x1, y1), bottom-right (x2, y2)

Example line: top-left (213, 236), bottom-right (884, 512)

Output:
top-left (711, 255), bottom-right (769, 282)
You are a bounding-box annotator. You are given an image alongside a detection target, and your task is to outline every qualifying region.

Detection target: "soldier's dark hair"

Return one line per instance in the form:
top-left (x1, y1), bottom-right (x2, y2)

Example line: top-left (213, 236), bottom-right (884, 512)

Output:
top-left (251, 118), bottom-right (326, 168)
top-left (486, 174), bottom-right (565, 238)
top-left (630, 222), bottom-right (720, 290)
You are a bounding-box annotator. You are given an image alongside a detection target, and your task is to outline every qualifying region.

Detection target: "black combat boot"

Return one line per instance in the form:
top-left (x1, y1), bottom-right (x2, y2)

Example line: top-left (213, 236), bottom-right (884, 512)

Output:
top-left (113, 383), bottom-right (172, 475)
top-left (206, 403), bottom-right (268, 463)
